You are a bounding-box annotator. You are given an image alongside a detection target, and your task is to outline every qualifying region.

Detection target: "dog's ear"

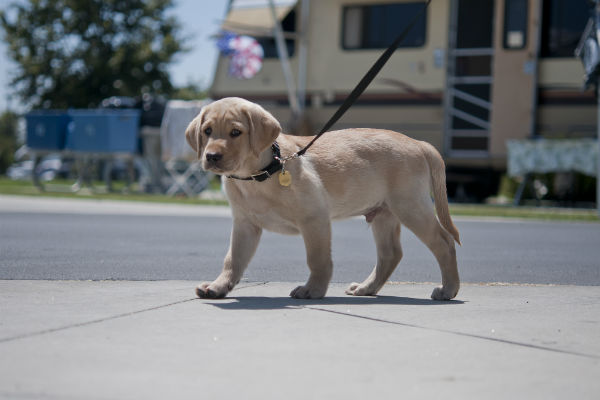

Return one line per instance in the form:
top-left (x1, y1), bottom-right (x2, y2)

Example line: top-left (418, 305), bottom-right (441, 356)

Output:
top-left (185, 109), bottom-right (205, 159)
top-left (244, 104), bottom-right (281, 157)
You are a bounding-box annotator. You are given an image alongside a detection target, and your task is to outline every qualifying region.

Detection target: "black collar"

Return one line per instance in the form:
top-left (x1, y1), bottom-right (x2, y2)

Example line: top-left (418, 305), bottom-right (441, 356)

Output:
top-left (227, 142), bottom-right (283, 182)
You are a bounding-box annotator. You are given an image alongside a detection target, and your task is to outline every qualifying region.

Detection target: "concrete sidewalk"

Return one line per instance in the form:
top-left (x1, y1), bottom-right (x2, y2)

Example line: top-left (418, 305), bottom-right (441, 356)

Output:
top-left (0, 280), bottom-right (598, 399)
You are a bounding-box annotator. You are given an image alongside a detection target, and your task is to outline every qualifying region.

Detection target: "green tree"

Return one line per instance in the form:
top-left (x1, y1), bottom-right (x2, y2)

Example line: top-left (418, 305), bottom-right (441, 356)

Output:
top-left (170, 81), bottom-right (209, 101)
top-left (0, 111), bottom-right (19, 174)
top-left (0, 0), bottom-right (186, 109)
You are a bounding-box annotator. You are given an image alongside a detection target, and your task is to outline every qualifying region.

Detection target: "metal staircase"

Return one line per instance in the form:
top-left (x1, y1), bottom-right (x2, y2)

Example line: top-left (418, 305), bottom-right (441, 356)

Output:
top-left (443, 0), bottom-right (495, 157)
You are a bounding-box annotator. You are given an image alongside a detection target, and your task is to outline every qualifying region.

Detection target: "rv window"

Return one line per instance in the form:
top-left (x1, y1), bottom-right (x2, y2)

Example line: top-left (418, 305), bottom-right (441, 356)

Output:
top-left (456, 0), bottom-right (494, 49)
top-left (503, 0), bottom-right (528, 49)
top-left (342, 2), bottom-right (427, 50)
top-left (257, 38), bottom-right (295, 58)
top-left (258, 8), bottom-right (296, 58)
top-left (540, 0), bottom-right (589, 57)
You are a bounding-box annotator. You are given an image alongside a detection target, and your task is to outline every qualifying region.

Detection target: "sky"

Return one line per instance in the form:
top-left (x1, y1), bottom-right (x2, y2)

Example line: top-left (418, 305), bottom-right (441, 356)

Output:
top-left (0, 0), bottom-right (229, 112)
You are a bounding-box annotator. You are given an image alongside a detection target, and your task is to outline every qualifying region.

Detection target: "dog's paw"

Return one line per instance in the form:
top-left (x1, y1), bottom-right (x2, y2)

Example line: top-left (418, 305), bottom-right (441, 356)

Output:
top-left (290, 284), bottom-right (326, 299)
top-left (345, 282), bottom-right (376, 296)
top-left (430, 285), bottom-right (458, 301)
top-left (195, 282), bottom-right (229, 299)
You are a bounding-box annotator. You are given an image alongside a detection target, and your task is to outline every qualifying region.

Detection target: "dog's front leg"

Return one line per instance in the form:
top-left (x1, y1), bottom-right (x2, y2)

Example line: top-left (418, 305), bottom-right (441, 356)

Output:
top-left (196, 217), bottom-right (262, 299)
top-left (290, 217), bottom-right (333, 299)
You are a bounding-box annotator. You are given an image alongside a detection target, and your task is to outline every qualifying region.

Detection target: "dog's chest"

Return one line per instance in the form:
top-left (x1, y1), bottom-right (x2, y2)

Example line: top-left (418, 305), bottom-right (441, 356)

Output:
top-left (241, 203), bottom-right (300, 234)
top-left (248, 210), bottom-right (300, 235)
top-left (227, 182), bottom-right (301, 235)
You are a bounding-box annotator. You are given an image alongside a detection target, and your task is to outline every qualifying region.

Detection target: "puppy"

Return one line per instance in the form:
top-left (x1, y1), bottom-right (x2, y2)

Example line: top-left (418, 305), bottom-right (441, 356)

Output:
top-left (185, 97), bottom-right (460, 300)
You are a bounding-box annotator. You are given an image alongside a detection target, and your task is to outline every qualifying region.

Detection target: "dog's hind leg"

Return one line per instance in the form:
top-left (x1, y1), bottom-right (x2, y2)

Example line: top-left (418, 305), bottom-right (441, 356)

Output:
top-left (390, 194), bottom-right (459, 300)
top-left (346, 207), bottom-right (403, 296)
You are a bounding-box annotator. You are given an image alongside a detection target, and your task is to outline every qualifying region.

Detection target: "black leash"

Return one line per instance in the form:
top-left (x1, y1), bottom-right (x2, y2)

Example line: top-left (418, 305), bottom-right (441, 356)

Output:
top-left (293, 0), bottom-right (431, 158)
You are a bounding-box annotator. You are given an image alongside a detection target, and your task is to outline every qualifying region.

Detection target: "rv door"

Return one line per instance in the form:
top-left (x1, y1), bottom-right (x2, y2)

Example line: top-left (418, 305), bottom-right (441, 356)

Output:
top-left (444, 0), bottom-right (540, 163)
top-left (489, 0), bottom-right (541, 163)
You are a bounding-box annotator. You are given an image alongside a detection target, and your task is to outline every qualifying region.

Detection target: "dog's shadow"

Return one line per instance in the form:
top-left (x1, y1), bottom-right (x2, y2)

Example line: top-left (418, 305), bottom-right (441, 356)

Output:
top-left (204, 295), bottom-right (465, 310)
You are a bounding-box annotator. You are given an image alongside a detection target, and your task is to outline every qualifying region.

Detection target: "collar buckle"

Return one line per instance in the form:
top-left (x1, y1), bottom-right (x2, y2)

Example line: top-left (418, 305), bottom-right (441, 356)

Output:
top-left (250, 170), bottom-right (270, 181)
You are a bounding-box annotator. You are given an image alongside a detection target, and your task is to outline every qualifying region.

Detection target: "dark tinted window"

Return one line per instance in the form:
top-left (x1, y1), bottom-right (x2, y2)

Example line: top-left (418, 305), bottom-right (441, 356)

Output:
top-left (456, 0), bottom-right (494, 48)
top-left (258, 38), bottom-right (295, 58)
top-left (342, 2), bottom-right (427, 49)
top-left (259, 8), bottom-right (296, 58)
top-left (504, 0), bottom-right (528, 49)
top-left (541, 0), bottom-right (589, 57)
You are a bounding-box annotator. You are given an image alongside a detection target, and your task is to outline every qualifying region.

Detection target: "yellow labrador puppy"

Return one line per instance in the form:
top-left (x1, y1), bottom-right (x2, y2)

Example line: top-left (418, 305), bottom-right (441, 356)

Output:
top-left (185, 97), bottom-right (460, 300)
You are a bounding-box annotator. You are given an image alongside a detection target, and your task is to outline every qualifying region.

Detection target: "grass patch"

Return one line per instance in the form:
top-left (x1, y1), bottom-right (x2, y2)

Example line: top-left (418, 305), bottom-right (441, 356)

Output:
top-left (450, 203), bottom-right (598, 222)
top-left (0, 176), bottom-right (597, 221)
top-left (0, 176), bottom-right (228, 206)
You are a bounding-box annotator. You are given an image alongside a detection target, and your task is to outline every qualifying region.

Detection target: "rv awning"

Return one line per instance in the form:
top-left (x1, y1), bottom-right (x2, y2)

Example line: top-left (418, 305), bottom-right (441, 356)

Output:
top-left (221, 0), bottom-right (297, 37)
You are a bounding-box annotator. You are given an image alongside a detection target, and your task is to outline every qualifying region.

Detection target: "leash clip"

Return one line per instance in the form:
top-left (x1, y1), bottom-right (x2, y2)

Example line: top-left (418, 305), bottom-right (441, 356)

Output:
top-left (275, 152), bottom-right (299, 173)
top-left (275, 153), bottom-right (296, 187)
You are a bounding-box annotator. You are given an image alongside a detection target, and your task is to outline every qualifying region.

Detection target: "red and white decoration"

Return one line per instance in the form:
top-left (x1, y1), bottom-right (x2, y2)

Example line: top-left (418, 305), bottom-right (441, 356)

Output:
top-left (217, 32), bottom-right (264, 80)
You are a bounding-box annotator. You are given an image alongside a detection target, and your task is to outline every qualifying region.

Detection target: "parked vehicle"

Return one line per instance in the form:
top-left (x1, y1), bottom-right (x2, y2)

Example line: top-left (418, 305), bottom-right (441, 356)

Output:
top-left (211, 0), bottom-right (593, 200)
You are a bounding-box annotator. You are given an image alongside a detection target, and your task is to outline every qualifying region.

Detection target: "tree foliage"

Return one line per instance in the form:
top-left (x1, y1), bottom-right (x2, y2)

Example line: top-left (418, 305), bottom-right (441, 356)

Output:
top-left (0, 0), bottom-right (186, 109)
top-left (0, 111), bottom-right (19, 173)
top-left (170, 81), bottom-right (208, 101)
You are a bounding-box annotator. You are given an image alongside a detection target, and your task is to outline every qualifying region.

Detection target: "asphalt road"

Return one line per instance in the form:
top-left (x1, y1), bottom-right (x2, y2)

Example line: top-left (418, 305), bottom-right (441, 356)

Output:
top-left (1, 210), bottom-right (599, 285)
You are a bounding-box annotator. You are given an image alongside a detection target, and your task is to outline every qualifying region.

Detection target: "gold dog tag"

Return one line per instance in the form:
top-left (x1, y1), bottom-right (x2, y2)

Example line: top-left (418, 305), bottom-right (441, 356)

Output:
top-left (279, 170), bottom-right (292, 187)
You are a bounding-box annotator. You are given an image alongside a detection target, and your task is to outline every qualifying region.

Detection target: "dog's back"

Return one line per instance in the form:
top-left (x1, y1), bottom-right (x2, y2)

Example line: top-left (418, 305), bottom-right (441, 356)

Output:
top-left (285, 129), bottom-right (459, 246)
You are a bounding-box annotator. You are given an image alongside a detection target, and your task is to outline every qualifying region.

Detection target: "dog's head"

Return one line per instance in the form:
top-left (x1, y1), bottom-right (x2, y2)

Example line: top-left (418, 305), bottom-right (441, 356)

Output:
top-left (185, 97), bottom-right (281, 175)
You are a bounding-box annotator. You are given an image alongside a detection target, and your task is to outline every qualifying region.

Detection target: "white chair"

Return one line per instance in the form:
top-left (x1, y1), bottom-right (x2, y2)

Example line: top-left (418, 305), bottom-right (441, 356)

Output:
top-left (160, 99), bottom-right (213, 196)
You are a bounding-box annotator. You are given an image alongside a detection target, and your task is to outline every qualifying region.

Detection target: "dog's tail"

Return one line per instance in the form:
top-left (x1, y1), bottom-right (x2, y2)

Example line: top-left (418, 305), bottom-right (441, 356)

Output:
top-left (421, 141), bottom-right (461, 245)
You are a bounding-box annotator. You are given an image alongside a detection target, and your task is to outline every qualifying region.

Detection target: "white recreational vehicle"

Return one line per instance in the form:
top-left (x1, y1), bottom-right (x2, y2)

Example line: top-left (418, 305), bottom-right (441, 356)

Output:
top-left (210, 0), bottom-right (595, 200)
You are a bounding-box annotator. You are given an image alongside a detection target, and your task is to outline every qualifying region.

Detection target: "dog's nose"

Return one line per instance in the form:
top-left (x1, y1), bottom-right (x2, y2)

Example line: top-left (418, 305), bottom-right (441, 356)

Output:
top-left (205, 152), bottom-right (223, 163)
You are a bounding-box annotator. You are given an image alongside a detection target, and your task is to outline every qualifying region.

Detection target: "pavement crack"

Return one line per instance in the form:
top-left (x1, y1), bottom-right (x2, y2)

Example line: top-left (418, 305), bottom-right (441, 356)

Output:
top-left (304, 306), bottom-right (600, 360)
top-left (0, 283), bottom-right (268, 344)
top-left (0, 298), bottom-right (198, 344)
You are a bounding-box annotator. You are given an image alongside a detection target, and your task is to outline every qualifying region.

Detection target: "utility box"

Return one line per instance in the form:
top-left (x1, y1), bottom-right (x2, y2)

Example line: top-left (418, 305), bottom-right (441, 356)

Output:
top-left (25, 111), bottom-right (70, 150)
top-left (65, 109), bottom-right (141, 153)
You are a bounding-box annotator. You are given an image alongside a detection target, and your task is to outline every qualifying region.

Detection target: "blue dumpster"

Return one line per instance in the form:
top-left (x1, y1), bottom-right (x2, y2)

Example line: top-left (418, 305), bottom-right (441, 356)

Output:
top-left (25, 111), bottom-right (70, 150)
top-left (65, 109), bottom-right (141, 153)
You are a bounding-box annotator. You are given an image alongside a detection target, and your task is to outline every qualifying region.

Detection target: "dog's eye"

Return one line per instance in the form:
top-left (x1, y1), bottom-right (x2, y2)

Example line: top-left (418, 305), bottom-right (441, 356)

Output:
top-left (204, 127), bottom-right (212, 136)
top-left (230, 129), bottom-right (242, 138)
